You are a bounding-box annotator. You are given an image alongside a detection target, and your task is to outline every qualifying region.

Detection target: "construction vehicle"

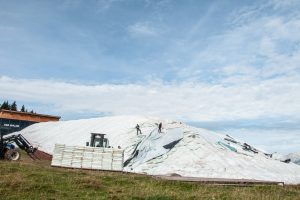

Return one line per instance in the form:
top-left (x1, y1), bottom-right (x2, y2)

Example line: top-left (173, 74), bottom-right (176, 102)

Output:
top-left (86, 133), bottom-right (110, 148)
top-left (0, 132), bottom-right (37, 161)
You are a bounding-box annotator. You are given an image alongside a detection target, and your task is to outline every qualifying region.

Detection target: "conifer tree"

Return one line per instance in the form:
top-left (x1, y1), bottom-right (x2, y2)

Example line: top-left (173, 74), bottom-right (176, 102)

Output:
top-left (11, 101), bottom-right (17, 111)
top-left (0, 101), bottom-right (10, 110)
top-left (7, 101), bottom-right (11, 110)
top-left (0, 101), bottom-right (4, 109)
top-left (21, 105), bottom-right (26, 112)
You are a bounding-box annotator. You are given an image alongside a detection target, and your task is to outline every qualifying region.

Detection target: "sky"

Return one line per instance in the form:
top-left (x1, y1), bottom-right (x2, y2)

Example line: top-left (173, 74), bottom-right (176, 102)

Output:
top-left (0, 0), bottom-right (300, 154)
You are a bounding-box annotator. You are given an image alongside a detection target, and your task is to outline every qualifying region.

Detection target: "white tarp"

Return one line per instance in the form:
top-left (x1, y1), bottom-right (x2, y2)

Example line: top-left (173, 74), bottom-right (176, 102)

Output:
top-left (16, 115), bottom-right (300, 184)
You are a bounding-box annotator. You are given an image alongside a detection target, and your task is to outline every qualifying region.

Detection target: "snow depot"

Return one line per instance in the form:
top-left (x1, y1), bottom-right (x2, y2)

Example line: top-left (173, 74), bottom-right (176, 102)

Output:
top-left (16, 115), bottom-right (300, 184)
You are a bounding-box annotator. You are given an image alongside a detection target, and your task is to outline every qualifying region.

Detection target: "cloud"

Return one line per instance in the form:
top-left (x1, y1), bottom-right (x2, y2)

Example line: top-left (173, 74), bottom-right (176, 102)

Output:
top-left (128, 22), bottom-right (158, 37)
top-left (59, 0), bottom-right (82, 10)
top-left (170, 0), bottom-right (300, 84)
top-left (271, 0), bottom-right (300, 10)
top-left (96, 0), bottom-right (121, 12)
top-left (1, 75), bottom-right (299, 122)
top-left (59, 0), bottom-right (121, 11)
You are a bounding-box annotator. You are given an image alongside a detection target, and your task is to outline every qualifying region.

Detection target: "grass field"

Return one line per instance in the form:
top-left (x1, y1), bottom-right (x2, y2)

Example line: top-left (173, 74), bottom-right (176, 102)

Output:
top-left (0, 154), bottom-right (300, 200)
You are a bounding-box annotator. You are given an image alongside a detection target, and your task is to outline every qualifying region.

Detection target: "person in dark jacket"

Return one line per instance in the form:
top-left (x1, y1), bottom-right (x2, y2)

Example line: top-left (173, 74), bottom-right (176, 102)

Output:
top-left (136, 124), bottom-right (142, 135)
top-left (158, 122), bottom-right (162, 133)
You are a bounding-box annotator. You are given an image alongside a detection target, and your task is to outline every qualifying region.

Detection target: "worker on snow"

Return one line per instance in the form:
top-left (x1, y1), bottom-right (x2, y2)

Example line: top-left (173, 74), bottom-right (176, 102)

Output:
top-left (136, 124), bottom-right (142, 135)
top-left (158, 122), bottom-right (162, 133)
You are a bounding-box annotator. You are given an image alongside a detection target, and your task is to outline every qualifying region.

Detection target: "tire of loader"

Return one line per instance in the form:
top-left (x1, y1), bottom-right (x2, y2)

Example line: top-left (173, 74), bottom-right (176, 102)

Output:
top-left (4, 149), bottom-right (21, 161)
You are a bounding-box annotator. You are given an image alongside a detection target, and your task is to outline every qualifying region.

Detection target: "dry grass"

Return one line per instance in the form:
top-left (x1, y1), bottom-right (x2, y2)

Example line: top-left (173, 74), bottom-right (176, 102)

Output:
top-left (0, 153), bottom-right (299, 200)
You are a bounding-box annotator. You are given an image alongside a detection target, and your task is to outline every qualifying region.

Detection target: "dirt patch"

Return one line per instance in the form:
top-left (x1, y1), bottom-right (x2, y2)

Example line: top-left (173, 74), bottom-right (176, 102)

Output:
top-left (34, 150), bottom-right (52, 160)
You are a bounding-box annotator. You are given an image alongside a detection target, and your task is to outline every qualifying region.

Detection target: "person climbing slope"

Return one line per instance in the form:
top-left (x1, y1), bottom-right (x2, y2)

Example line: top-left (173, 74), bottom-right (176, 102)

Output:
top-left (136, 124), bottom-right (142, 135)
top-left (158, 122), bottom-right (162, 133)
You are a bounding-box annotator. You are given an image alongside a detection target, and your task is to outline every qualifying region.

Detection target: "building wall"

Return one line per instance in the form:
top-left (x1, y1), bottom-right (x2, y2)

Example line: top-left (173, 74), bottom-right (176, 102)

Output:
top-left (0, 110), bottom-right (60, 135)
top-left (0, 110), bottom-right (60, 122)
top-left (0, 118), bottom-right (36, 135)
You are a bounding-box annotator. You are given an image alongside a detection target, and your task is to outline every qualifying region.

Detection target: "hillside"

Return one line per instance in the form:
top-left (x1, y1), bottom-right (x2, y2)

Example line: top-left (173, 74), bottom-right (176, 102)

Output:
top-left (16, 115), bottom-right (300, 184)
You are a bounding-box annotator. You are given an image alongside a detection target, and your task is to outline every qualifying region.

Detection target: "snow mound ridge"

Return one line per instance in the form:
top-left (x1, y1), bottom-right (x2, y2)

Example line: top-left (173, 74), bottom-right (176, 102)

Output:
top-left (17, 115), bottom-right (300, 184)
top-left (282, 152), bottom-right (300, 165)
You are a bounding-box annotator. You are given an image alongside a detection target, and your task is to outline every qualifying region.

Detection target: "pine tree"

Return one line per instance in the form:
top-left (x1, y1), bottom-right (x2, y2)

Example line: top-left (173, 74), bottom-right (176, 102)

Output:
top-left (7, 101), bottom-right (11, 110)
top-left (0, 101), bottom-right (5, 109)
top-left (21, 105), bottom-right (26, 112)
top-left (30, 110), bottom-right (34, 113)
top-left (0, 101), bottom-right (10, 110)
top-left (11, 101), bottom-right (17, 111)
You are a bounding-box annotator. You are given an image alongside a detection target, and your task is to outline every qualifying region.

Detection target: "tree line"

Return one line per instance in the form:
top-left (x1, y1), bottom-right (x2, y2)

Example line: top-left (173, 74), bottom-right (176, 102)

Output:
top-left (0, 100), bottom-right (35, 113)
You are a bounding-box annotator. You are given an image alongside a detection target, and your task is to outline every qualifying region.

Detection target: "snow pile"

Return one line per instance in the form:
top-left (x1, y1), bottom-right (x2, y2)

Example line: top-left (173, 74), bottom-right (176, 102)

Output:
top-left (282, 152), bottom-right (300, 165)
top-left (16, 115), bottom-right (300, 184)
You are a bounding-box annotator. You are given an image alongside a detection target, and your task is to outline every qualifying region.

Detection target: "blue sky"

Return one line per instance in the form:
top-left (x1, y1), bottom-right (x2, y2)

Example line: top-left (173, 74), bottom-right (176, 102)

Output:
top-left (1, 0), bottom-right (300, 153)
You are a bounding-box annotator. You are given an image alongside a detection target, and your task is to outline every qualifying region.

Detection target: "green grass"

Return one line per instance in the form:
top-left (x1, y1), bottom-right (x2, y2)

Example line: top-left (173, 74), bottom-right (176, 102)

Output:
top-left (0, 154), bottom-right (299, 200)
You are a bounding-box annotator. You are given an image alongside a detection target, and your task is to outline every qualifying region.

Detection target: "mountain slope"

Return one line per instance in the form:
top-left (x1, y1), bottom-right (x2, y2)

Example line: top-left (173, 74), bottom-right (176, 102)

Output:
top-left (15, 115), bottom-right (300, 184)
